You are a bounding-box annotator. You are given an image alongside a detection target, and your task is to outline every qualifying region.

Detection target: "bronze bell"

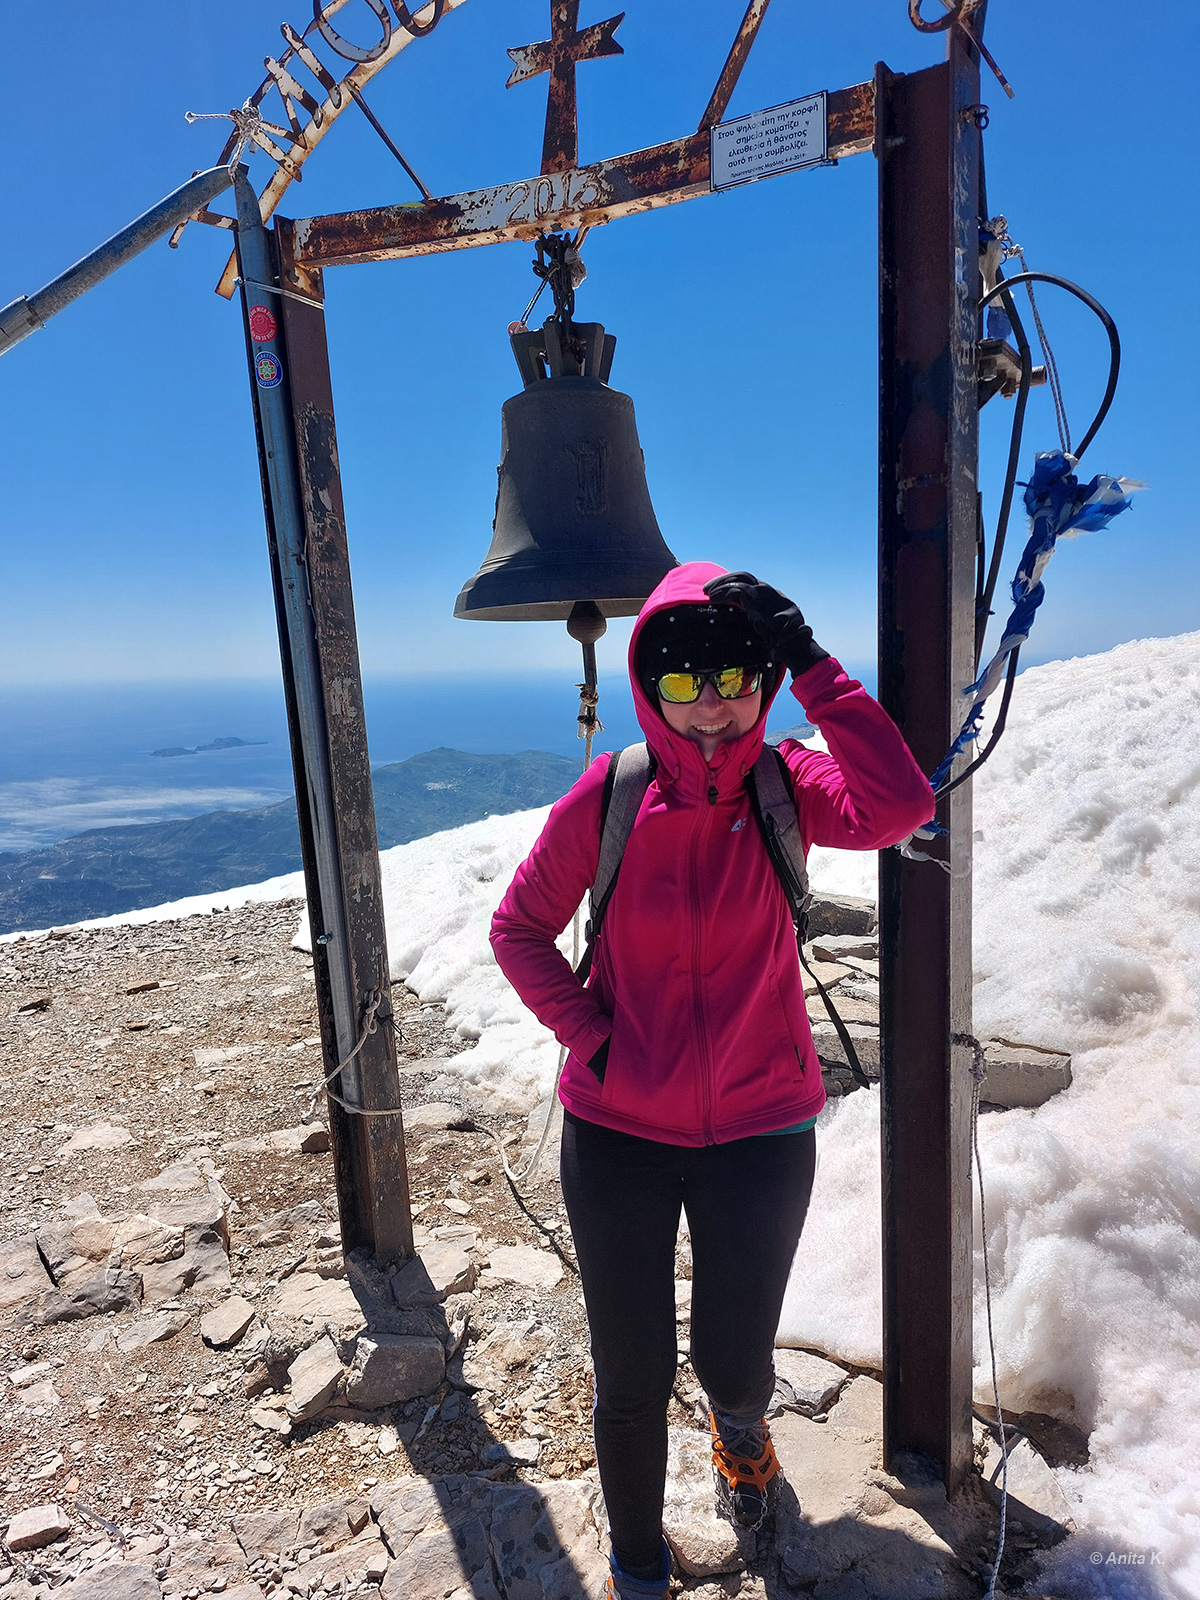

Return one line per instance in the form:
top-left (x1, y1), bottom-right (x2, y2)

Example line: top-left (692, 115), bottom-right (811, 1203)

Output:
top-left (454, 316), bottom-right (678, 621)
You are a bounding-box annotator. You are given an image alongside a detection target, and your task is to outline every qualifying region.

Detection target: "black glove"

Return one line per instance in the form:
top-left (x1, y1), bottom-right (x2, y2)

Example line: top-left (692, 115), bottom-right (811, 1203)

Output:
top-left (703, 572), bottom-right (830, 677)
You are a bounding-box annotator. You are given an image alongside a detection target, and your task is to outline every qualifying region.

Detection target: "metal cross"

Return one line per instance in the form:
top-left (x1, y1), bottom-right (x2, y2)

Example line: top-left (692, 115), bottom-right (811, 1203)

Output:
top-left (507, 1), bottom-right (625, 174)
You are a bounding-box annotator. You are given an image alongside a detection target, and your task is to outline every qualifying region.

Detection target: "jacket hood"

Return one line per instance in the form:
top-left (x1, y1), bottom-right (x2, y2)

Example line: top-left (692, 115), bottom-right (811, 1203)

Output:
top-left (627, 561), bottom-right (785, 796)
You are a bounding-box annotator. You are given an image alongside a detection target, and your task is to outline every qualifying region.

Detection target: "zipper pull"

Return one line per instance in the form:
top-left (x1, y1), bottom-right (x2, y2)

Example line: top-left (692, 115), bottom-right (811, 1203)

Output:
top-left (707, 782), bottom-right (718, 806)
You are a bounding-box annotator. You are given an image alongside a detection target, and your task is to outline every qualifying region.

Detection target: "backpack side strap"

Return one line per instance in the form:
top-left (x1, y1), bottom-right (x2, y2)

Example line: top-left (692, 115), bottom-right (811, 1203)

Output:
top-left (749, 746), bottom-right (810, 934)
top-left (576, 742), bottom-right (654, 983)
top-left (750, 746), bottom-right (872, 1093)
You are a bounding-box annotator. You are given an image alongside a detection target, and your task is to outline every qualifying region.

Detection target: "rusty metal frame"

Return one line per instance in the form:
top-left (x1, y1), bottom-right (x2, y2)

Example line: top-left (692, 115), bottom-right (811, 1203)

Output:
top-left (876, 31), bottom-right (982, 1490)
top-left (234, 171), bottom-right (414, 1268)
top-left (218, 0), bottom-right (986, 1493)
top-left (289, 81), bottom-right (874, 266)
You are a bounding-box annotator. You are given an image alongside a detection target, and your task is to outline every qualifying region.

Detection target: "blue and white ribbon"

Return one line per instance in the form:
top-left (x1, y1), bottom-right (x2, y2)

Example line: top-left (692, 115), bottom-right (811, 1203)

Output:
top-left (928, 450), bottom-right (1141, 792)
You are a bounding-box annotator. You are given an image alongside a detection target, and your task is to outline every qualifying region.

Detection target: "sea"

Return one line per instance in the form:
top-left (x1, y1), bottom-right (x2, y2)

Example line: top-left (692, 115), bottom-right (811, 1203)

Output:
top-left (0, 667), bottom-right (873, 856)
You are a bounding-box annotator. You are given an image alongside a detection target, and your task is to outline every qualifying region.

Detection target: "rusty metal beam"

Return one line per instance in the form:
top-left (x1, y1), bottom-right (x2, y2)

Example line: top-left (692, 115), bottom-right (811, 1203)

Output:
top-left (292, 79), bottom-right (874, 267)
top-left (697, 0), bottom-right (772, 132)
top-left (877, 39), bottom-right (979, 1493)
top-left (233, 172), bottom-right (414, 1268)
top-left (211, 0), bottom-right (473, 297)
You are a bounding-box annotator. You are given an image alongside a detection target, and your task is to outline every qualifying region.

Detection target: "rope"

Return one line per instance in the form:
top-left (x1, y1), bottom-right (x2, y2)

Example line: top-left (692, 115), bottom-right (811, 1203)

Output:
top-left (577, 683), bottom-right (603, 767)
top-left (303, 982), bottom-right (407, 1121)
top-left (952, 1031), bottom-right (1008, 1600)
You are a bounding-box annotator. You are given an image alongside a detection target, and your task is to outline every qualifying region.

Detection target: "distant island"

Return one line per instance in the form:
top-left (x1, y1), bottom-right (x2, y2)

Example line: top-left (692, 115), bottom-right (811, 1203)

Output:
top-left (0, 747), bottom-right (582, 934)
top-left (151, 737), bottom-right (268, 758)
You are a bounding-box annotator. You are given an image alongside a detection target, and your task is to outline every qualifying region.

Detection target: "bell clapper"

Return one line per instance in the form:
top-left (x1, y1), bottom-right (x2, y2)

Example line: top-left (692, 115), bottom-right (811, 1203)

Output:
top-left (567, 600), bottom-right (606, 770)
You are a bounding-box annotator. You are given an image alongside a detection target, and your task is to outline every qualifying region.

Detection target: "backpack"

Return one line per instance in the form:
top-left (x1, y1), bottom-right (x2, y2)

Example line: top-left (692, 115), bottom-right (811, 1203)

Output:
top-left (575, 742), bottom-right (871, 1091)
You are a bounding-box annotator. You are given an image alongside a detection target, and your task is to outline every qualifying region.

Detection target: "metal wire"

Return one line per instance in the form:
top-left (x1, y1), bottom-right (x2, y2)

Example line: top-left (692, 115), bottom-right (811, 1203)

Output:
top-left (978, 271), bottom-right (1121, 465)
top-left (1011, 247), bottom-right (1070, 454)
top-left (953, 1032), bottom-right (1010, 1600)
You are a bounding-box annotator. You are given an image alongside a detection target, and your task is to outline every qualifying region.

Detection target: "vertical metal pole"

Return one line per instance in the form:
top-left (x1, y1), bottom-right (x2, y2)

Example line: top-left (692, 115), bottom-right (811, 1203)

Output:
top-left (876, 34), bottom-right (980, 1491)
top-left (233, 171), bottom-right (413, 1267)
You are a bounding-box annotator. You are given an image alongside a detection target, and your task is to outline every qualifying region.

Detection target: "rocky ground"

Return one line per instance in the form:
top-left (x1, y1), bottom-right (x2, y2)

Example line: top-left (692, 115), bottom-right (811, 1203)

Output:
top-left (0, 898), bottom-right (1079, 1599)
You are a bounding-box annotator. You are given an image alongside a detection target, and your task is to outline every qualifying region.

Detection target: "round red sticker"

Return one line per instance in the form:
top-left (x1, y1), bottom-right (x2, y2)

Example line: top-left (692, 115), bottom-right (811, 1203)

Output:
top-left (249, 304), bottom-right (278, 342)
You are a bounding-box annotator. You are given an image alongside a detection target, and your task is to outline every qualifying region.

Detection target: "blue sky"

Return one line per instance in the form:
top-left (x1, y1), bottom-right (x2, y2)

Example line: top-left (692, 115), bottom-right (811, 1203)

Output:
top-left (1, 0), bottom-right (1196, 690)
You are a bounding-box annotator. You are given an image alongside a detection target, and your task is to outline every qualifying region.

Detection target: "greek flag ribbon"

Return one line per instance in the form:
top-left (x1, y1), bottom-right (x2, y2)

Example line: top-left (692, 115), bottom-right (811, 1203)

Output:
top-left (928, 450), bottom-right (1141, 793)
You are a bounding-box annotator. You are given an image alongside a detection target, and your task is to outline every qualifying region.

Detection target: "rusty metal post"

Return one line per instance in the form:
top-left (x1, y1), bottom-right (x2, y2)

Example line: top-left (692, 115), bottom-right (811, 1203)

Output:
top-left (232, 171), bottom-right (413, 1267)
top-left (876, 35), bottom-right (980, 1491)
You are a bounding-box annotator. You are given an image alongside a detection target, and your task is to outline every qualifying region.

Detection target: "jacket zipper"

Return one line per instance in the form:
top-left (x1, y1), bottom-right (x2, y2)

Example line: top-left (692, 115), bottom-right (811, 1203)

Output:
top-left (691, 785), bottom-right (717, 1142)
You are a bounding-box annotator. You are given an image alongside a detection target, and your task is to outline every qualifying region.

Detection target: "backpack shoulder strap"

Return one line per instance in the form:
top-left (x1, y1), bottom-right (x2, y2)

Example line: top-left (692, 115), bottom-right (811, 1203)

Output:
top-left (576, 742), bottom-right (654, 982)
top-left (748, 745), bottom-right (810, 930)
top-left (749, 746), bottom-right (872, 1092)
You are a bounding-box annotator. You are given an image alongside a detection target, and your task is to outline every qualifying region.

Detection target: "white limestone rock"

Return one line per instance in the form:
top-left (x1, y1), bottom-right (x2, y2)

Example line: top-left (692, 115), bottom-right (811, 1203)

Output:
top-left (480, 1243), bottom-right (563, 1291)
top-left (344, 1333), bottom-right (446, 1408)
top-left (286, 1334), bottom-right (344, 1420)
top-left (58, 1123), bottom-right (134, 1155)
top-left (6, 1503), bottom-right (71, 1551)
top-left (771, 1348), bottom-right (849, 1418)
top-left (200, 1295), bottom-right (256, 1348)
top-left (661, 1427), bottom-right (754, 1578)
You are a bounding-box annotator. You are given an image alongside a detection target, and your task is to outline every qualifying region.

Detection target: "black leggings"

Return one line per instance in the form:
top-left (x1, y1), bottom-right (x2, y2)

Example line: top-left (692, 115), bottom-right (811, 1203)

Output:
top-left (560, 1110), bottom-right (816, 1570)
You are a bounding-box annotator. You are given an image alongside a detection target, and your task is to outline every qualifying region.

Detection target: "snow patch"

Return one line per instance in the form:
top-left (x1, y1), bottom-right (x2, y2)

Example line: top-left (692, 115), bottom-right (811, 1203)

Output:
top-left (781, 632), bottom-right (1200, 1594)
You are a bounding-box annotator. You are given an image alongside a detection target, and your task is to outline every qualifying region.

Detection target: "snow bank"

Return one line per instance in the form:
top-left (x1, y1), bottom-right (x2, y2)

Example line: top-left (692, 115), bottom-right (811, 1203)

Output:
top-left (781, 632), bottom-right (1200, 1593)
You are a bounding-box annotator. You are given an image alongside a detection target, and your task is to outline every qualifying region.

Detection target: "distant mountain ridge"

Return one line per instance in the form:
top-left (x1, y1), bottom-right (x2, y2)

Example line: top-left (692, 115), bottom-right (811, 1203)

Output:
top-left (0, 747), bottom-right (581, 934)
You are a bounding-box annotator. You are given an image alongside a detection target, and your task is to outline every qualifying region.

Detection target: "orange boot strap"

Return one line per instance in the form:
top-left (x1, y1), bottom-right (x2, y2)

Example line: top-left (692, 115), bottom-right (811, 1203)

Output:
top-left (709, 1414), bottom-right (781, 1491)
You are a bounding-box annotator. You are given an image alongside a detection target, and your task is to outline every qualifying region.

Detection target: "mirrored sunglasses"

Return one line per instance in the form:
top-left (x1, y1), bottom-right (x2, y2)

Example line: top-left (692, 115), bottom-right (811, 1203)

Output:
top-left (656, 666), bottom-right (763, 704)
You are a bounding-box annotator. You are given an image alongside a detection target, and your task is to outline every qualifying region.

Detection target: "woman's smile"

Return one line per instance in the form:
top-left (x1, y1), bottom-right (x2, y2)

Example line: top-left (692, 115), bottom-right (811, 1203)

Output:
top-left (659, 681), bottom-right (761, 762)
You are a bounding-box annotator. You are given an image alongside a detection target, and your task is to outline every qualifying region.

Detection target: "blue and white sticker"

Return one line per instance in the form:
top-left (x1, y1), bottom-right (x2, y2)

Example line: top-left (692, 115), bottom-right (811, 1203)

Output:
top-left (255, 350), bottom-right (283, 389)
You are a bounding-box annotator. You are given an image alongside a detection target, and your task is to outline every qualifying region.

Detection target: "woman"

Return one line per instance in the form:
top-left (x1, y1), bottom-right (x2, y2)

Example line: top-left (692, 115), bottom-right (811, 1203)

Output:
top-left (490, 562), bottom-right (934, 1599)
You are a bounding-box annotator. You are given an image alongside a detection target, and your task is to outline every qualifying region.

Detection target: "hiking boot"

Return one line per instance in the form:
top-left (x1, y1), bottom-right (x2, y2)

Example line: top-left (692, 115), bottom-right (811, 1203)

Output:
top-left (709, 1410), bottom-right (781, 1531)
top-left (603, 1537), bottom-right (671, 1599)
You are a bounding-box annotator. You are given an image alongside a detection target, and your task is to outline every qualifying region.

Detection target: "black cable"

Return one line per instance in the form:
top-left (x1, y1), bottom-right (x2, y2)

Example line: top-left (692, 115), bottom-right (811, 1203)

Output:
top-left (976, 277), bottom-right (1033, 667)
top-left (978, 271), bottom-right (1121, 463)
top-left (942, 271), bottom-right (1121, 793)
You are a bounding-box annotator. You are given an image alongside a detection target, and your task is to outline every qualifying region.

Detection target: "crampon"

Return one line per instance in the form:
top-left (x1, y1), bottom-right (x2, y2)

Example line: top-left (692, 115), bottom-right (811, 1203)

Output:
top-left (709, 1411), bottom-right (781, 1531)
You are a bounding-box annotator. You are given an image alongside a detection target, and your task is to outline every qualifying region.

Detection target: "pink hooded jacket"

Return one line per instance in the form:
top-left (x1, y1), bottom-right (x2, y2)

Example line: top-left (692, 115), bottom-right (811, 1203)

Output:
top-left (489, 562), bottom-right (935, 1146)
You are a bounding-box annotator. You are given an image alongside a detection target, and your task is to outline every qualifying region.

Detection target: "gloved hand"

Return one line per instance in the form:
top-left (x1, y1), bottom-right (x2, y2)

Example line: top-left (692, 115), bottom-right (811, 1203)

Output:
top-left (703, 572), bottom-right (830, 677)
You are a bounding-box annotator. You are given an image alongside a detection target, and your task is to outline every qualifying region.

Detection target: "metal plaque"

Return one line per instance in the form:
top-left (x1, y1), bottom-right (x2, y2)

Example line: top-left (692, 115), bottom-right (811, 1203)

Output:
top-left (709, 91), bottom-right (827, 191)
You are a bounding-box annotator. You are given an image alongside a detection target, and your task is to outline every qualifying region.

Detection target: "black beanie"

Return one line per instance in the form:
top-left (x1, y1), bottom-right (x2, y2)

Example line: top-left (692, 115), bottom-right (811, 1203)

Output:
top-left (636, 603), bottom-right (771, 696)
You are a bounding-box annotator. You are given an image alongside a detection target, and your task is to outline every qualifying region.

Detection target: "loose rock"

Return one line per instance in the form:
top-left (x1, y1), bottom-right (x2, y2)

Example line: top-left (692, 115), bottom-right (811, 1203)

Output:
top-left (344, 1334), bottom-right (446, 1409)
top-left (401, 1104), bottom-right (463, 1135)
top-left (200, 1294), bottom-right (256, 1349)
top-left (58, 1123), bottom-right (134, 1154)
top-left (286, 1335), bottom-right (344, 1421)
top-left (661, 1428), bottom-right (754, 1579)
top-left (480, 1243), bottom-right (564, 1291)
top-left (482, 1437), bottom-right (541, 1467)
top-left (6, 1502), bottom-right (71, 1550)
top-left (62, 1564), bottom-right (162, 1600)
top-left (115, 1310), bottom-right (191, 1352)
top-left (771, 1349), bottom-right (849, 1418)
top-left (0, 1240), bottom-right (55, 1312)
top-left (808, 934), bottom-right (878, 963)
top-left (981, 1040), bottom-right (1072, 1109)
top-left (391, 1242), bottom-right (475, 1306)
top-left (460, 1321), bottom-right (549, 1393)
